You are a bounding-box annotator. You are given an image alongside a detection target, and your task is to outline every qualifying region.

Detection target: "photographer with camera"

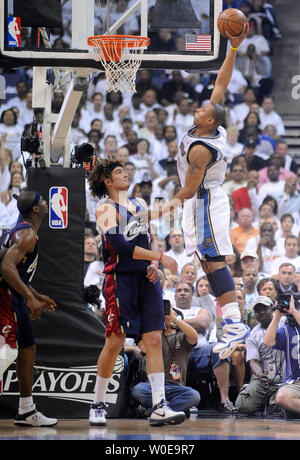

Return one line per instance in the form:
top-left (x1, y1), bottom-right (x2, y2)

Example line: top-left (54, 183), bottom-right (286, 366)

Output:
top-left (235, 296), bottom-right (286, 416)
top-left (263, 293), bottom-right (300, 416)
top-left (131, 301), bottom-right (200, 417)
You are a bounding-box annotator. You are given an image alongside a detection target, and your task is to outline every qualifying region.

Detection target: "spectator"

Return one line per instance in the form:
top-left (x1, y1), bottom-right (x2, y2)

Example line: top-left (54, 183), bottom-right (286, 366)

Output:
top-left (274, 140), bottom-right (298, 175)
top-left (173, 98), bottom-right (194, 139)
top-left (130, 138), bottom-right (159, 183)
top-left (116, 117), bottom-right (135, 147)
top-left (238, 111), bottom-right (262, 145)
top-left (123, 161), bottom-right (137, 195)
top-left (246, 221), bottom-right (281, 275)
top-left (235, 296), bottom-right (285, 416)
top-left (135, 70), bottom-right (160, 98)
top-left (110, 0), bottom-right (139, 35)
top-left (159, 70), bottom-right (196, 105)
top-left (180, 263), bottom-right (198, 290)
top-left (18, 91), bottom-right (34, 127)
top-left (272, 177), bottom-right (300, 219)
top-left (6, 80), bottom-right (28, 113)
top-left (222, 163), bottom-right (247, 197)
top-left (138, 110), bottom-right (158, 144)
top-left (153, 125), bottom-right (178, 162)
top-left (131, 305), bottom-right (200, 416)
top-left (236, 21), bottom-right (272, 79)
top-left (248, 0), bottom-right (282, 40)
top-left (152, 159), bottom-right (180, 202)
top-left (240, 250), bottom-right (268, 284)
top-left (230, 87), bottom-right (256, 130)
top-left (270, 236), bottom-right (300, 275)
top-left (1, 171), bottom-right (23, 206)
top-left (71, 111), bottom-right (86, 146)
top-left (258, 153), bottom-right (297, 191)
top-left (103, 134), bottom-right (118, 159)
top-left (259, 97), bottom-right (285, 136)
top-left (230, 207), bottom-right (259, 253)
top-left (174, 282), bottom-right (237, 413)
top-left (243, 140), bottom-right (267, 171)
top-left (0, 109), bottom-right (23, 159)
top-left (275, 263), bottom-right (298, 295)
top-left (139, 89), bottom-right (160, 118)
top-left (124, 129), bottom-right (138, 155)
top-left (257, 165), bottom-right (285, 206)
top-left (242, 266), bottom-right (259, 310)
top-left (158, 141), bottom-right (178, 170)
top-left (101, 103), bottom-right (118, 137)
top-left (224, 127), bottom-right (244, 160)
top-left (83, 236), bottom-right (99, 280)
top-left (165, 230), bottom-right (194, 276)
top-left (231, 169), bottom-right (259, 216)
top-left (275, 214), bottom-right (299, 256)
top-left (257, 277), bottom-right (278, 303)
top-left (139, 180), bottom-right (153, 207)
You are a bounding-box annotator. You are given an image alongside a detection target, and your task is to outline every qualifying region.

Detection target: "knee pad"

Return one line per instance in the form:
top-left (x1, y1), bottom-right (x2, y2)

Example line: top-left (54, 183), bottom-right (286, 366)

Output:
top-left (207, 266), bottom-right (235, 298)
top-left (0, 343), bottom-right (18, 379)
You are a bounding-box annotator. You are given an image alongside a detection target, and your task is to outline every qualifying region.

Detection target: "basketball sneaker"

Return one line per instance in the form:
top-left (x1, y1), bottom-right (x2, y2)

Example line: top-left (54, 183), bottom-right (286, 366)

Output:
top-left (212, 319), bottom-right (250, 359)
top-left (89, 402), bottom-right (107, 426)
top-left (14, 406), bottom-right (58, 427)
top-left (149, 399), bottom-right (186, 427)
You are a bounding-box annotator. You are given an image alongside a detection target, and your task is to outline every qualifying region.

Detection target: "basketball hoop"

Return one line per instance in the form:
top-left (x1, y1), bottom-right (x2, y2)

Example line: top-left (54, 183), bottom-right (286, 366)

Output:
top-left (87, 35), bottom-right (150, 94)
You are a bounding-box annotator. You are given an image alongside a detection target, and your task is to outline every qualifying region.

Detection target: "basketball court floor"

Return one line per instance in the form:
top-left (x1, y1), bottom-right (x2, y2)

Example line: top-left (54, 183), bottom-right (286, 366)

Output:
top-left (1, 412), bottom-right (300, 441)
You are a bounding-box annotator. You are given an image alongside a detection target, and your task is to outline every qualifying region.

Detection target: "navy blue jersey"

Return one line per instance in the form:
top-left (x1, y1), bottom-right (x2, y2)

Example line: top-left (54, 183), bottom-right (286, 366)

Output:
top-left (102, 197), bottom-right (151, 274)
top-left (0, 221), bottom-right (39, 288)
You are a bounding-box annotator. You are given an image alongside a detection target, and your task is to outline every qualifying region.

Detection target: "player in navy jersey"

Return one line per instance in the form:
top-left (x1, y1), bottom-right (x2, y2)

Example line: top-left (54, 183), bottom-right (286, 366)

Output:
top-left (88, 159), bottom-right (186, 427)
top-left (0, 191), bottom-right (57, 427)
top-left (151, 25), bottom-right (250, 359)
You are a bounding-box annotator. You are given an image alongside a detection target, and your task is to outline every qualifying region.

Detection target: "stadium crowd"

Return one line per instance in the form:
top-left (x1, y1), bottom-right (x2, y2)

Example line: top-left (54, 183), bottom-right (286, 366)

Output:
top-left (1, 0), bottom-right (300, 417)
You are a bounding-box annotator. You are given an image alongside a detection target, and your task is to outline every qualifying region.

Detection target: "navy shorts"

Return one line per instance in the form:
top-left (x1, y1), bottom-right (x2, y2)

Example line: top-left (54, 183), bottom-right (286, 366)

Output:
top-left (103, 272), bottom-right (165, 338)
top-left (188, 343), bottom-right (230, 373)
top-left (0, 287), bottom-right (35, 350)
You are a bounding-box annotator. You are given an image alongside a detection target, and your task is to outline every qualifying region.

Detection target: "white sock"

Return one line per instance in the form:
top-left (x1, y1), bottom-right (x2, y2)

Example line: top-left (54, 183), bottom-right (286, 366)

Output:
top-left (148, 372), bottom-right (165, 407)
top-left (93, 375), bottom-right (110, 404)
top-left (19, 396), bottom-right (34, 414)
top-left (222, 302), bottom-right (241, 321)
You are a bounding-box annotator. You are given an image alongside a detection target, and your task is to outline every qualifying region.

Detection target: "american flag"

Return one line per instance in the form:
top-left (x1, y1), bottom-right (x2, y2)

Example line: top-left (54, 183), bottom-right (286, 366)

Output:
top-left (185, 34), bottom-right (211, 51)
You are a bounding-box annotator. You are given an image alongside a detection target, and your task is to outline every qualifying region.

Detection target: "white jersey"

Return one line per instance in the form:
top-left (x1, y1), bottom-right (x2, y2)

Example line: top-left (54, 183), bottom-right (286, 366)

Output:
top-left (177, 125), bottom-right (229, 189)
top-left (177, 125), bottom-right (233, 259)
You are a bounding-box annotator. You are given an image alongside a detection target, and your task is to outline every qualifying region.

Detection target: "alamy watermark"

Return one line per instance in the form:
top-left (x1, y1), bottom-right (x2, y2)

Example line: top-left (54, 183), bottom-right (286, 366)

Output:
top-left (291, 75), bottom-right (300, 100)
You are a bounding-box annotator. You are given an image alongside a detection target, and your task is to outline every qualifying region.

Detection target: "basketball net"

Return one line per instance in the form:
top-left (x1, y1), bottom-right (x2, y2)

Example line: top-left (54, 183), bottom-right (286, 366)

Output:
top-left (88, 35), bottom-right (150, 93)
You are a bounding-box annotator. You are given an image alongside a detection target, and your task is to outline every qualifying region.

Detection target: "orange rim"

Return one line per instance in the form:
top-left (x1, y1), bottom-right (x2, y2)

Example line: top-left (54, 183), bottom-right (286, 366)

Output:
top-left (87, 34), bottom-right (150, 62)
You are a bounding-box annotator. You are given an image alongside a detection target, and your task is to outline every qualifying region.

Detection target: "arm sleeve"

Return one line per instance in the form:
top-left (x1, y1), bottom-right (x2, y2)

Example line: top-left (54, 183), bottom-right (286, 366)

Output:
top-left (105, 226), bottom-right (136, 258)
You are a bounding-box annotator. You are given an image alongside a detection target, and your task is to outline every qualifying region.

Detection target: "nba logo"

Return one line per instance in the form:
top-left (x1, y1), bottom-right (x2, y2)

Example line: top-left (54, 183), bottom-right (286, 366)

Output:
top-left (7, 17), bottom-right (21, 47)
top-left (49, 187), bottom-right (68, 229)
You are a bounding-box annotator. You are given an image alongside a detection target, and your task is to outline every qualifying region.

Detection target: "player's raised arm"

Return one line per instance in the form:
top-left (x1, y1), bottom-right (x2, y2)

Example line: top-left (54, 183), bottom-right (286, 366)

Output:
top-left (210, 23), bottom-right (249, 105)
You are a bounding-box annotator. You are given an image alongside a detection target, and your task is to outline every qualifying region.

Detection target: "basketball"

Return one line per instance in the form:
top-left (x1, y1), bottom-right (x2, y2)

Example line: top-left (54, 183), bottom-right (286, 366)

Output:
top-left (217, 8), bottom-right (248, 38)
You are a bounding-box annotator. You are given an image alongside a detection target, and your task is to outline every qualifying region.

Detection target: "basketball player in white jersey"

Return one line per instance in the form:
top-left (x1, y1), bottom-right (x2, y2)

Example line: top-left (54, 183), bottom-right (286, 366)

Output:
top-left (153, 24), bottom-right (250, 359)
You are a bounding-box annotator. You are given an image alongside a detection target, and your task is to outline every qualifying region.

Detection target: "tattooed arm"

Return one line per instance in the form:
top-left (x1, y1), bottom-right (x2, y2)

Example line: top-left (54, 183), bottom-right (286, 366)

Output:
top-left (151, 144), bottom-right (212, 219)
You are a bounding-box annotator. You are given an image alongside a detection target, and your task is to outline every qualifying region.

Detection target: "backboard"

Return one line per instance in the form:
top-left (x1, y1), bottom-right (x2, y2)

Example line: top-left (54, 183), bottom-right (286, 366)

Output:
top-left (0, 0), bottom-right (227, 72)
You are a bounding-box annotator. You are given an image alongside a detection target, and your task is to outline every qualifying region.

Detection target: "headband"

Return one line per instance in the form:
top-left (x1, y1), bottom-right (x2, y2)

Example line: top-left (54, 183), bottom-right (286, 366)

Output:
top-left (21, 192), bottom-right (41, 215)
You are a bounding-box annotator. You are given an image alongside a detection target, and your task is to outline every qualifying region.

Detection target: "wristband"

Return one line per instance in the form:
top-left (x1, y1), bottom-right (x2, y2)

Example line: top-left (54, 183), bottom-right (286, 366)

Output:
top-left (173, 316), bottom-right (180, 324)
top-left (230, 46), bottom-right (238, 51)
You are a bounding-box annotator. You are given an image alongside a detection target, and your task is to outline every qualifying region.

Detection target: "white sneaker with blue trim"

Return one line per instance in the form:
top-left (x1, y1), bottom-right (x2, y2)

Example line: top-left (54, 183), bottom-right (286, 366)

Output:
top-left (149, 399), bottom-right (186, 426)
top-left (89, 402), bottom-right (107, 426)
top-left (212, 319), bottom-right (250, 359)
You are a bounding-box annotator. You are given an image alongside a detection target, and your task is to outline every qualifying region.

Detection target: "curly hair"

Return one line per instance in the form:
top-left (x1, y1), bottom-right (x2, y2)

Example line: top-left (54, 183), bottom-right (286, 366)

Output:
top-left (88, 159), bottom-right (123, 199)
